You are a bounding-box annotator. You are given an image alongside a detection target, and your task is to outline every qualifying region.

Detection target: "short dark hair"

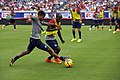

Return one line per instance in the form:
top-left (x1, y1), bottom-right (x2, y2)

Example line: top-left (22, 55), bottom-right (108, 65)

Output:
top-left (56, 13), bottom-right (62, 19)
top-left (38, 10), bottom-right (46, 17)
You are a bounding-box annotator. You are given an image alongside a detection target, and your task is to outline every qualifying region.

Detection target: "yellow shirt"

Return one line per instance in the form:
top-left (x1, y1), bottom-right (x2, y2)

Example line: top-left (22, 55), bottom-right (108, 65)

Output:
top-left (110, 11), bottom-right (117, 17)
top-left (71, 9), bottom-right (81, 20)
top-left (46, 19), bottom-right (61, 36)
top-left (98, 11), bottom-right (104, 18)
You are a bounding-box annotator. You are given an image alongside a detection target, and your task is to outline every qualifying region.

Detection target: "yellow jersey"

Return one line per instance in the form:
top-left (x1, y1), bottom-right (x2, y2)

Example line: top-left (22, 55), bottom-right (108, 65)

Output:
top-left (110, 10), bottom-right (117, 17)
top-left (71, 8), bottom-right (81, 20)
top-left (98, 11), bottom-right (104, 18)
top-left (46, 19), bottom-right (61, 36)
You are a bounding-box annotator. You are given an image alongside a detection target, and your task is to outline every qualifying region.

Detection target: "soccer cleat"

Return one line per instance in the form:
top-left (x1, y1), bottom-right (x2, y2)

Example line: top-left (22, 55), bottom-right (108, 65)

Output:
top-left (9, 58), bottom-right (15, 66)
top-left (116, 29), bottom-right (120, 32)
top-left (77, 39), bottom-right (82, 43)
top-left (102, 27), bottom-right (104, 30)
top-left (113, 31), bottom-right (116, 34)
top-left (2, 25), bottom-right (5, 29)
top-left (46, 58), bottom-right (53, 63)
top-left (89, 28), bottom-right (92, 31)
top-left (59, 56), bottom-right (69, 61)
top-left (54, 58), bottom-right (62, 64)
top-left (71, 38), bottom-right (76, 42)
top-left (96, 27), bottom-right (99, 30)
top-left (109, 29), bottom-right (112, 31)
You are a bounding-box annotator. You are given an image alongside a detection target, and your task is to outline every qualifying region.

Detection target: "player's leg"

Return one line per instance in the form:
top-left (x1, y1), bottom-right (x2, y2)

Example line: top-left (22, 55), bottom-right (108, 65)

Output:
top-left (11, 19), bottom-right (16, 30)
top-left (109, 18), bottom-right (114, 31)
top-left (36, 39), bottom-right (67, 62)
top-left (101, 20), bottom-right (104, 30)
top-left (9, 38), bottom-right (35, 66)
top-left (89, 20), bottom-right (94, 31)
top-left (46, 40), bottom-right (62, 64)
top-left (95, 20), bottom-right (99, 30)
top-left (113, 19), bottom-right (120, 33)
top-left (113, 23), bottom-right (118, 34)
top-left (2, 20), bottom-right (10, 29)
top-left (71, 22), bottom-right (76, 42)
top-left (77, 22), bottom-right (82, 42)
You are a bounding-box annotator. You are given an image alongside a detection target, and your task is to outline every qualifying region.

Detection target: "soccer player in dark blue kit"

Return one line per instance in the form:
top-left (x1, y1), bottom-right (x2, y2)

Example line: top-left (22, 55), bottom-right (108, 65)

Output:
top-left (89, 8), bottom-right (99, 31)
top-left (45, 13), bottom-right (65, 64)
top-left (9, 11), bottom-right (68, 66)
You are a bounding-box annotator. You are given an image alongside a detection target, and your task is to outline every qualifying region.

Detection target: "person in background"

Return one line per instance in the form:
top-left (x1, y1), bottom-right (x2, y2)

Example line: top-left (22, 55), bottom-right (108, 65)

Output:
top-left (71, 4), bottom-right (82, 43)
top-left (2, 6), bottom-right (17, 30)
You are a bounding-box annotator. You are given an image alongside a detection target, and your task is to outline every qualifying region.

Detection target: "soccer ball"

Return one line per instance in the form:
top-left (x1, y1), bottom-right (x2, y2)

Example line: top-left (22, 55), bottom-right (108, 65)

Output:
top-left (64, 59), bottom-right (73, 68)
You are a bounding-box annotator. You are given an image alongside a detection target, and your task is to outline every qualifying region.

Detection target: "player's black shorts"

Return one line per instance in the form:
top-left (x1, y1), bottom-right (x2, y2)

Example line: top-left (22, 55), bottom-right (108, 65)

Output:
top-left (110, 17), bottom-right (116, 23)
top-left (46, 39), bottom-right (60, 51)
top-left (117, 18), bottom-right (120, 23)
top-left (9, 19), bottom-right (15, 24)
top-left (92, 20), bottom-right (99, 26)
top-left (27, 37), bottom-right (49, 52)
top-left (72, 22), bottom-right (82, 28)
top-left (99, 19), bottom-right (104, 24)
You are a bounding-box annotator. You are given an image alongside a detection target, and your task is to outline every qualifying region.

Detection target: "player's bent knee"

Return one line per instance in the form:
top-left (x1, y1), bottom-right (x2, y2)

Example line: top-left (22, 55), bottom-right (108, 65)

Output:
top-left (54, 47), bottom-right (61, 54)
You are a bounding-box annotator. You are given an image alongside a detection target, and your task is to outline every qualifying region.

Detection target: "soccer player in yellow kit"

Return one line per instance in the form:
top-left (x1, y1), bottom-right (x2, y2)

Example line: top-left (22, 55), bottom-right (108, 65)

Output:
top-left (71, 4), bottom-right (82, 43)
top-left (98, 8), bottom-right (104, 30)
top-left (45, 13), bottom-right (65, 64)
top-left (109, 7), bottom-right (117, 31)
top-left (113, 4), bottom-right (120, 34)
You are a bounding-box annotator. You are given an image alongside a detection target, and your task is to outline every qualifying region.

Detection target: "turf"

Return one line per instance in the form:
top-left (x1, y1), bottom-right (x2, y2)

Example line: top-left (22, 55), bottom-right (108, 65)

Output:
top-left (0, 25), bottom-right (120, 80)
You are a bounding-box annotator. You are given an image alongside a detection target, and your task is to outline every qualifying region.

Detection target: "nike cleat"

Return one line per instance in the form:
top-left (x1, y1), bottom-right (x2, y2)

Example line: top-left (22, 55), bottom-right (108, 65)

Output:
top-left (9, 58), bottom-right (15, 66)
top-left (46, 58), bottom-right (53, 63)
top-left (77, 39), bottom-right (82, 43)
top-left (54, 58), bottom-right (62, 64)
top-left (71, 38), bottom-right (76, 42)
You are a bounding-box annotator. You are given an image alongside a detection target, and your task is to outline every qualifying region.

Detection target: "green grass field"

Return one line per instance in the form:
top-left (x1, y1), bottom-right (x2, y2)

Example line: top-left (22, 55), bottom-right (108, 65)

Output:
top-left (0, 25), bottom-right (120, 80)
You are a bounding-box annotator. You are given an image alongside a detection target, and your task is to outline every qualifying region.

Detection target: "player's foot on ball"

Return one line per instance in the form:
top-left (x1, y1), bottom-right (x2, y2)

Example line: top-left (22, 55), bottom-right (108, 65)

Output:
top-left (113, 31), bottom-right (116, 34)
top-left (59, 56), bottom-right (69, 61)
top-left (71, 38), bottom-right (76, 42)
top-left (54, 58), bottom-right (62, 64)
top-left (77, 39), bottom-right (82, 43)
top-left (9, 58), bottom-right (15, 66)
top-left (46, 58), bottom-right (53, 63)
top-left (109, 29), bottom-right (112, 31)
top-left (2, 25), bottom-right (5, 29)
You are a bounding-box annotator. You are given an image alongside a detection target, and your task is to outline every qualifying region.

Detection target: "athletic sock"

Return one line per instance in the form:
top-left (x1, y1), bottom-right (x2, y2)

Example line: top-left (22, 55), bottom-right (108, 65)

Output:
top-left (59, 56), bottom-right (64, 61)
top-left (72, 30), bottom-right (75, 38)
top-left (78, 31), bottom-right (81, 39)
top-left (48, 56), bottom-right (53, 60)
top-left (13, 55), bottom-right (19, 62)
top-left (115, 25), bottom-right (117, 31)
top-left (110, 26), bottom-right (112, 29)
top-left (14, 24), bottom-right (16, 29)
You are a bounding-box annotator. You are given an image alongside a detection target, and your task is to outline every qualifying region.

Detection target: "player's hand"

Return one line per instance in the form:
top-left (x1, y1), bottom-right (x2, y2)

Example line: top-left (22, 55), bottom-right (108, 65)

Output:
top-left (79, 20), bottom-right (82, 23)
